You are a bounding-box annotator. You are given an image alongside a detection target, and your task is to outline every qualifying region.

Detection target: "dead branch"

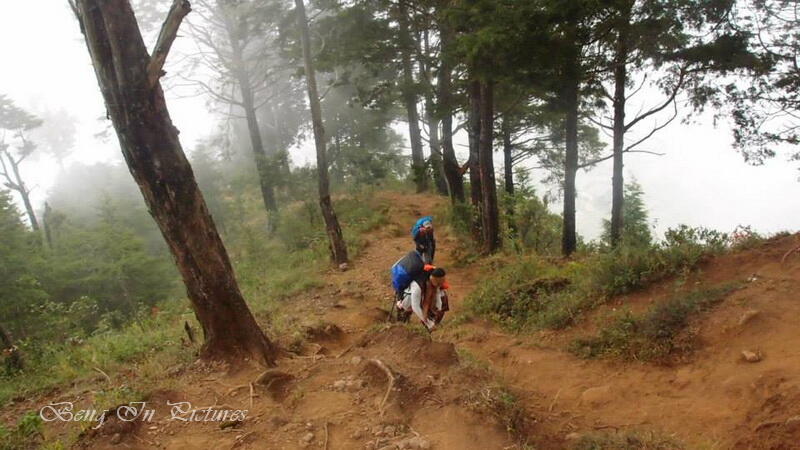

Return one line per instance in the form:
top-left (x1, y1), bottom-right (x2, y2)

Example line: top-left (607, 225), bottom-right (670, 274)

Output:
top-left (226, 384), bottom-right (248, 397)
top-left (336, 345), bottom-right (355, 358)
top-left (367, 359), bottom-right (395, 416)
top-left (548, 388), bottom-right (562, 413)
top-left (235, 431), bottom-right (255, 443)
top-left (593, 421), bottom-right (648, 430)
top-left (93, 367), bottom-right (111, 384)
top-left (324, 421), bottom-right (330, 450)
top-left (249, 382), bottom-right (254, 409)
top-left (148, 0), bottom-right (192, 88)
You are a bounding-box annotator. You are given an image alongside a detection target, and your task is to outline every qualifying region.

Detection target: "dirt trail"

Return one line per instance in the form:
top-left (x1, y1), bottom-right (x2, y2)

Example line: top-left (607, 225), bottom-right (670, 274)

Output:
top-left (60, 192), bottom-right (800, 448)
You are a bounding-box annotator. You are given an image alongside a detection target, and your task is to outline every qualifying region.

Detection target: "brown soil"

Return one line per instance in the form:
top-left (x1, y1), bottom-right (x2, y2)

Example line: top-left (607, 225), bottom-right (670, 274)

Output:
top-left (8, 191), bottom-right (800, 449)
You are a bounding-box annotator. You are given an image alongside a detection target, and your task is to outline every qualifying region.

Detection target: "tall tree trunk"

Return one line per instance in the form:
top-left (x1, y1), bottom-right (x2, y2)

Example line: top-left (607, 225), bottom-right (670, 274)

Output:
top-left (501, 116), bottom-right (516, 235)
top-left (43, 202), bottom-right (53, 249)
top-left (0, 323), bottom-right (23, 372)
top-left (610, 5), bottom-right (631, 247)
top-left (426, 101), bottom-right (448, 196)
top-left (562, 76), bottom-right (579, 257)
top-left (223, 12), bottom-right (277, 214)
top-left (241, 81), bottom-right (278, 214)
top-left (397, 0), bottom-right (426, 192)
top-left (295, 0), bottom-right (349, 265)
top-left (332, 130), bottom-right (345, 185)
top-left (437, 24), bottom-right (465, 203)
top-left (18, 186), bottom-right (38, 233)
top-left (72, 0), bottom-right (276, 366)
top-left (468, 79), bottom-right (483, 241)
top-left (478, 80), bottom-right (500, 253)
top-left (419, 26), bottom-right (447, 196)
top-left (502, 117), bottom-right (514, 197)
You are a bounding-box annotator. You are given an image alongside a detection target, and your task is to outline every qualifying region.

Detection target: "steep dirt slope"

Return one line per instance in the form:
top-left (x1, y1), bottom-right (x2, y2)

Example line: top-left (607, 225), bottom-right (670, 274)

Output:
top-left (74, 192), bottom-right (534, 449)
top-left (440, 204), bottom-right (800, 448)
top-left (22, 191), bottom-right (800, 449)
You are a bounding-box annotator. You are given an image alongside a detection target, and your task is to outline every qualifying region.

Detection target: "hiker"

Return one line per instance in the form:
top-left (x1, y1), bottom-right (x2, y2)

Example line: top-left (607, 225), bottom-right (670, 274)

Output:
top-left (412, 216), bottom-right (436, 264)
top-left (392, 250), bottom-right (449, 330)
top-left (397, 267), bottom-right (449, 330)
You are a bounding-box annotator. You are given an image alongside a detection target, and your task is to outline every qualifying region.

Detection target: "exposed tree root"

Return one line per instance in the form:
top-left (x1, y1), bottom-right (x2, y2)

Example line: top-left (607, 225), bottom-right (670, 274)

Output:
top-left (226, 384), bottom-right (248, 397)
top-left (781, 245), bottom-right (800, 264)
top-left (254, 369), bottom-right (293, 387)
top-left (367, 359), bottom-right (395, 416)
top-left (336, 344), bottom-right (356, 359)
top-left (548, 388), bottom-right (562, 413)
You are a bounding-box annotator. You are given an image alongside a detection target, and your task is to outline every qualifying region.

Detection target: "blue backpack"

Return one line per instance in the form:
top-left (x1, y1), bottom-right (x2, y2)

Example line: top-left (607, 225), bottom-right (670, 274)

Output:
top-left (391, 251), bottom-right (425, 294)
top-left (411, 216), bottom-right (433, 240)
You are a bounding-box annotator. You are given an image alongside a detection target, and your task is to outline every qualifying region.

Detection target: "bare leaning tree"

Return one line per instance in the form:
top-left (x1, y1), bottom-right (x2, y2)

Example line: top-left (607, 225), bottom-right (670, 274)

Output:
top-left (69, 0), bottom-right (277, 366)
top-left (0, 96), bottom-right (43, 232)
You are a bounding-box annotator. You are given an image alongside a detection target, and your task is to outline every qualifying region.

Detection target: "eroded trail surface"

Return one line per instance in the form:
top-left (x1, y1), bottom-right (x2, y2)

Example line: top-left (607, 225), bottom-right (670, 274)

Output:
top-left (78, 192), bottom-right (800, 449)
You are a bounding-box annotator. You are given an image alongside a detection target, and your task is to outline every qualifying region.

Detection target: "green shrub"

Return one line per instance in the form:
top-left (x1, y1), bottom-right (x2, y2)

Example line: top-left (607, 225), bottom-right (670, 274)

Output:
top-left (584, 225), bottom-right (740, 298)
top-left (585, 245), bottom-right (663, 297)
top-left (465, 257), bottom-right (566, 331)
top-left (0, 300), bottom-right (193, 406)
top-left (0, 411), bottom-right (43, 450)
top-left (466, 225), bottom-right (747, 335)
top-left (570, 284), bottom-right (740, 362)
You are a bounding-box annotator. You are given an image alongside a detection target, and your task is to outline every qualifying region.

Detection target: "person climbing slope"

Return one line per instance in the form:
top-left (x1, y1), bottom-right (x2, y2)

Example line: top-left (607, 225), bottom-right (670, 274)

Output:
top-left (412, 216), bottom-right (436, 264)
top-left (397, 267), bottom-right (449, 331)
top-left (391, 249), bottom-right (449, 330)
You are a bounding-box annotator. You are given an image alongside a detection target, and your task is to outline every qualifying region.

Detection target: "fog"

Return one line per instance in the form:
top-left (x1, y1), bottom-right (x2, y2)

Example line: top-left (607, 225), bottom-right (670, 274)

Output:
top-left (1, 0), bottom-right (798, 241)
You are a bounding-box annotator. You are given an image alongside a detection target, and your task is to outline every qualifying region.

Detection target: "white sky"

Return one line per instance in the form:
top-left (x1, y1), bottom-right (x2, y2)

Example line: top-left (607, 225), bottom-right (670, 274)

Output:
top-left (1, 0), bottom-right (798, 241)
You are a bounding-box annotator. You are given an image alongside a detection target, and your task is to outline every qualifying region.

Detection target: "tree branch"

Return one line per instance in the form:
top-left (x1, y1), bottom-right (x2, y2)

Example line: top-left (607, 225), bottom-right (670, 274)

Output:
top-left (587, 114), bottom-right (613, 130)
top-left (578, 149), bottom-right (665, 169)
top-left (148, 0), bottom-right (192, 88)
top-left (624, 67), bottom-right (687, 132)
top-left (624, 103), bottom-right (679, 152)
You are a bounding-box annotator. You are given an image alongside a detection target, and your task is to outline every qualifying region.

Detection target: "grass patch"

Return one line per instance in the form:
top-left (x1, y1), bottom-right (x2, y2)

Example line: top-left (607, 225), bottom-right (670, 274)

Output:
top-left (224, 191), bottom-right (391, 338)
top-left (465, 256), bottom-right (578, 331)
top-left (465, 225), bottom-right (760, 332)
top-left (0, 300), bottom-right (194, 407)
top-left (0, 411), bottom-right (44, 450)
top-left (1, 191), bottom-right (390, 411)
top-left (571, 430), bottom-right (683, 449)
top-left (569, 283), bottom-right (741, 362)
top-left (456, 348), bottom-right (490, 372)
top-left (464, 385), bottom-right (529, 436)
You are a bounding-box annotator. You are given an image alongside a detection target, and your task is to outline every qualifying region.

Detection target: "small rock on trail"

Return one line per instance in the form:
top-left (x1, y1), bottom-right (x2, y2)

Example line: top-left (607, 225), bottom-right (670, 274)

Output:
top-left (742, 350), bottom-right (762, 362)
top-left (581, 385), bottom-right (613, 406)
top-left (739, 309), bottom-right (760, 326)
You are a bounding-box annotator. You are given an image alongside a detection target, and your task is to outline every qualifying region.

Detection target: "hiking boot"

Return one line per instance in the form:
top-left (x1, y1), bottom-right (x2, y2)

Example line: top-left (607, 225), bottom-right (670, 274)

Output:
top-left (397, 309), bottom-right (411, 323)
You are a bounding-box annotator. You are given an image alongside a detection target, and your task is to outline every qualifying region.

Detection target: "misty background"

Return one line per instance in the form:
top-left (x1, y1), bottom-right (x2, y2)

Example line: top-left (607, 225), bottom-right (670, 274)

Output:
top-left (2, 0), bottom-right (798, 241)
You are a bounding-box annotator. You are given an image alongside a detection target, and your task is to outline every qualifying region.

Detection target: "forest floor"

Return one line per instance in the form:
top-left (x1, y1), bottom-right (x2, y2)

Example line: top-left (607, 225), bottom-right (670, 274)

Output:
top-left (9, 191), bottom-right (800, 449)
